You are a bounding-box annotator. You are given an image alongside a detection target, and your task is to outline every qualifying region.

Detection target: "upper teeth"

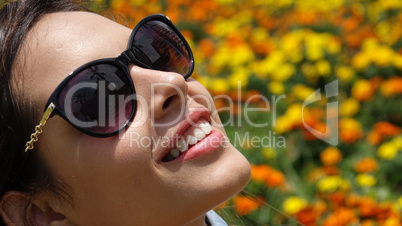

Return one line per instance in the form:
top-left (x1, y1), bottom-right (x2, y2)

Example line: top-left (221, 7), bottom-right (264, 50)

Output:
top-left (169, 120), bottom-right (213, 156)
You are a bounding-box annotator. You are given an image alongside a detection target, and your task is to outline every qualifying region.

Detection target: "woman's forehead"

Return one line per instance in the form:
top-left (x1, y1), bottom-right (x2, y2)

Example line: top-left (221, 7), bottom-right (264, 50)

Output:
top-left (17, 11), bottom-right (131, 107)
top-left (25, 11), bottom-right (131, 68)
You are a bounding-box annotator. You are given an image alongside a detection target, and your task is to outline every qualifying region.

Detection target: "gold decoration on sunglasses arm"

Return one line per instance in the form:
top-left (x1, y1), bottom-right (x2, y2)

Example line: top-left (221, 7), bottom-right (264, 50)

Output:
top-left (24, 103), bottom-right (56, 152)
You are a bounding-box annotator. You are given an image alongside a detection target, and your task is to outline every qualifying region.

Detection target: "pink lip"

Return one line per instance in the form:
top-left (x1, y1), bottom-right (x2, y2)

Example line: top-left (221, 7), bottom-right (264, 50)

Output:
top-left (156, 107), bottom-right (212, 162)
top-left (169, 130), bottom-right (224, 163)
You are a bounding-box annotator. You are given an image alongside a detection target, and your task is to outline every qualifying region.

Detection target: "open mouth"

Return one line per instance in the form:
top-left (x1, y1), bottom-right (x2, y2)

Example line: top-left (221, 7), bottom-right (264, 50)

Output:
top-left (162, 120), bottom-right (213, 162)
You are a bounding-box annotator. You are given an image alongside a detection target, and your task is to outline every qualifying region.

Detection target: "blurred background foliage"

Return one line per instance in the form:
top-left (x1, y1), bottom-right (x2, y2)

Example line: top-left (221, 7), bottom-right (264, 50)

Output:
top-left (90, 0), bottom-right (401, 225)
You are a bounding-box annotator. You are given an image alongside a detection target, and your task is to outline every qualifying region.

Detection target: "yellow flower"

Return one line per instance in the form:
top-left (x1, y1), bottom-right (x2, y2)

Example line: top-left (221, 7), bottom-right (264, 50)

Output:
top-left (252, 27), bottom-right (269, 42)
top-left (280, 32), bottom-right (302, 53)
top-left (215, 0), bottom-right (235, 5)
top-left (351, 52), bottom-right (371, 70)
top-left (268, 81), bottom-right (285, 95)
top-left (110, 0), bottom-right (125, 9)
top-left (262, 147), bottom-right (277, 160)
top-left (306, 47), bottom-right (324, 61)
top-left (283, 196), bottom-right (308, 215)
top-left (383, 217), bottom-right (402, 226)
top-left (393, 54), bottom-right (402, 69)
top-left (252, 60), bottom-right (269, 78)
top-left (327, 38), bottom-right (341, 54)
top-left (392, 136), bottom-right (402, 149)
top-left (351, 79), bottom-right (373, 101)
top-left (377, 142), bottom-right (398, 160)
top-left (229, 44), bottom-right (255, 67)
top-left (315, 60), bottom-right (331, 76)
top-left (317, 175), bottom-right (344, 193)
top-left (196, 76), bottom-right (211, 90)
top-left (335, 65), bottom-right (354, 82)
top-left (362, 38), bottom-right (379, 51)
top-left (253, 51), bottom-right (284, 78)
top-left (129, 0), bottom-right (146, 7)
top-left (340, 98), bottom-right (360, 117)
top-left (210, 18), bottom-right (239, 37)
top-left (211, 78), bottom-right (230, 93)
top-left (396, 197), bottom-right (402, 209)
top-left (371, 46), bottom-right (394, 67)
top-left (211, 45), bottom-right (232, 69)
top-left (356, 173), bottom-right (377, 187)
top-left (274, 115), bottom-right (292, 134)
top-left (286, 103), bottom-right (303, 125)
top-left (272, 63), bottom-right (295, 82)
top-left (229, 67), bottom-right (249, 89)
top-left (292, 84), bottom-right (316, 101)
top-left (301, 63), bottom-right (318, 81)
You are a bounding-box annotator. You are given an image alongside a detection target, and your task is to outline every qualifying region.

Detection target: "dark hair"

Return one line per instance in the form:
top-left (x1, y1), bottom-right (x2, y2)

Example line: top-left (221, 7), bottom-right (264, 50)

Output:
top-left (0, 0), bottom-right (88, 224)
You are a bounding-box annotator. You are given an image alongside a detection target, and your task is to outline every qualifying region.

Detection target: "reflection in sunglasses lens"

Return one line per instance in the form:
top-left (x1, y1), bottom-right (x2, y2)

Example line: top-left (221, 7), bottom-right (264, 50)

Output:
top-left (133, 20), bottom-right (191, 76)
top-left (59, 64), bottom-right (134, 134)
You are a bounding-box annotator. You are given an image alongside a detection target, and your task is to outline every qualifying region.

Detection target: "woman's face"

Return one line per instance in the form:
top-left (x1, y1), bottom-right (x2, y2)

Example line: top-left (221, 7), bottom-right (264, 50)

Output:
top-left (19, 12), bottom-right (250, 225)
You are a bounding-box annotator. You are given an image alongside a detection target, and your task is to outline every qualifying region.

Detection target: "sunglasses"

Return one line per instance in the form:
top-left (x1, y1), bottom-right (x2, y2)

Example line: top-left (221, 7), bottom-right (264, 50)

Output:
top-left (24, 14), bottom-right (194, 152)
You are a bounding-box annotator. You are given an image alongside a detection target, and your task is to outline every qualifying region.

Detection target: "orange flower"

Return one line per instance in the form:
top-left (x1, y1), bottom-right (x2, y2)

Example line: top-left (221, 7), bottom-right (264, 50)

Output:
top-left (320, 147), bottom-right (342, 166)
top-left (198, 38), bottom-right (216, 57)
top-left (322, 208), bottom-right (359, 226)
top-left (345, 193), bottom-right (362, 208)
top-left (361, 219), bottom-right (376, 226)
top-left (358, 197), bottom-right (379, 217)
top-left (295, 206), bottom-right (317, 226)
top-left (351, 79), bottom-right (374, 101)
top-left (328, 192), bottom-right (345, 208)
top-left (380, 76), bottom-right (402, 97)
top-left (339, 118), bottom-right (364, 143)
top-left (322, 166), bottom-right (340, 175)
top-left (307, 167), bottom-right (326, 182)
top-left (374, 121), bottom-right (400, 137)
top-left (367, 131), bottom-right (382, 145)
top-left (303, 122), bottom-right (331, 141)
top-left (354, 158), bottom-right (378, 173)
top-left (266, 169), bottom-right (285, 187)
top-left (250, 164), bottom-right (285, 187)
top-left (368, 122), bottom-right (401, 144)
top-left (340, 17), bottom-right (360, 32)
top-left (233, 195), bottom-right (260, 215)
top-left (243, 90), bottom-right (263, 103)
top-left (369, 76), bottom-right (383, 91)
top-left (250, 164), bottom-right (271, 181)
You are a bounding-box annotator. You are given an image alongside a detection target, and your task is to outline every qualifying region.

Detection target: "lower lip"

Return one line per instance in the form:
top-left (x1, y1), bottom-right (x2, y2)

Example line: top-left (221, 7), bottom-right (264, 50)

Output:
top-left (171, 130), bottom-right (224, 162)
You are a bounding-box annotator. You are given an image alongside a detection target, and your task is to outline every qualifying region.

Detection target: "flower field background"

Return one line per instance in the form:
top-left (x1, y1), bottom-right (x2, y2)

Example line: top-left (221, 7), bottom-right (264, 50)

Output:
top-left (94, 0), bottom-right (402, 225)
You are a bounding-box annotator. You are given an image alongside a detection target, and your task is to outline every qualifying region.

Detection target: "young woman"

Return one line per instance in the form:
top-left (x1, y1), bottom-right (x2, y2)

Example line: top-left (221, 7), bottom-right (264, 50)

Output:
top-left (0, 0), bottom-right (251, 225)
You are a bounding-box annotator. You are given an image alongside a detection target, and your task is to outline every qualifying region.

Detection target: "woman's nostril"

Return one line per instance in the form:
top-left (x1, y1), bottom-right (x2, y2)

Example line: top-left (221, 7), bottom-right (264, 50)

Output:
top-left (162, 95), bottom-right (177, 109)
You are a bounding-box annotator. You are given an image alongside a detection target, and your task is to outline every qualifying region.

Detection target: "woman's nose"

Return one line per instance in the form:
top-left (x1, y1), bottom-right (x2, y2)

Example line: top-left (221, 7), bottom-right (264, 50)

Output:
top-left (129, 66), bottom-right (187, 121)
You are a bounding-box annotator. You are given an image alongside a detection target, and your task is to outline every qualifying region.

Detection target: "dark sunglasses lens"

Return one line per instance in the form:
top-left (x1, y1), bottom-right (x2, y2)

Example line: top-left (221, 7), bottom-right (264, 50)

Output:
top-left (58, 64), bottom-right (135, 134)
top-left (132, 20), bottom-right (192, 76)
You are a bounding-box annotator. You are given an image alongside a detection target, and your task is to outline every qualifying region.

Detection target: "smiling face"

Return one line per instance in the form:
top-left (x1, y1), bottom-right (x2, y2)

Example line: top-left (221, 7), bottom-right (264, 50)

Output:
top-left (16, 12), bottom-right (250, 225)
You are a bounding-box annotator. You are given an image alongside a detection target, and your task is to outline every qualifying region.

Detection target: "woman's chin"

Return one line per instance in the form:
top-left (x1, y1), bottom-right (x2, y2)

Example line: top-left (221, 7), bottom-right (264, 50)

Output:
top-left (208, 144), bottom-right (251, 202)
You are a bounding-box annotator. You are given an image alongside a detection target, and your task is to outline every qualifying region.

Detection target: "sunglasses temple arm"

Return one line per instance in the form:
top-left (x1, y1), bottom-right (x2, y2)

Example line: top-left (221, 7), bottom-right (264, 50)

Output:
top-left (24, 103), bottom-right (56, 152)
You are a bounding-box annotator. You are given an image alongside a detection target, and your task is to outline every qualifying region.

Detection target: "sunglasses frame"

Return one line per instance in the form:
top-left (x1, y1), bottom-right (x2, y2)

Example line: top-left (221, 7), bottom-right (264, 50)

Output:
top-left (24, 13), bottom-right (194, 152)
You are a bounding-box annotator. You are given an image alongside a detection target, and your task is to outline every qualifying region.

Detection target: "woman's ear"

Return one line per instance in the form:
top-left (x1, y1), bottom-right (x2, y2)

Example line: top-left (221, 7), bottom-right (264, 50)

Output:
top-left (0, 191), bottom-right (29, 225)
top-left (0, 191), bottom-right (75, 226)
